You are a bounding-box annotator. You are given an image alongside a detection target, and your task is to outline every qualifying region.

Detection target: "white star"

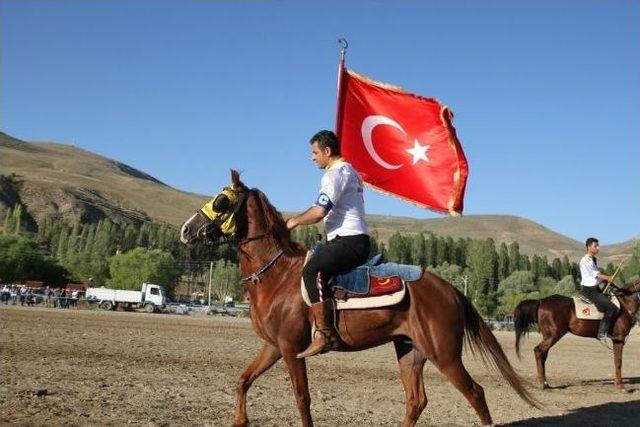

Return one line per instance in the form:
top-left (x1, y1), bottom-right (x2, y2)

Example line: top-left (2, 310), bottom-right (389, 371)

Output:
top-left (406, 139), bottom-right (430, 165)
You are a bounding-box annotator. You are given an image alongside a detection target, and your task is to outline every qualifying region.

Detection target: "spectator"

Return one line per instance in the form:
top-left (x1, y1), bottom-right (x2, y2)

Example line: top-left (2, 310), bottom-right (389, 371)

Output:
top-left (71, 290), bottom-right (79, 309)
top-left (60, 288), bottom-right (68, 309)
top-left (46, 286), bottom-right (53, 308)
top-left (19, 286), bottom-right (27, 306)
top-left (53, 287), bottom-right (61, 308)
top-left (1, 284), bottom-right (9, 304)
top-left (26, 288), bottom-right (35, 306)
top-left (10, 285), bottom-right (18, 305)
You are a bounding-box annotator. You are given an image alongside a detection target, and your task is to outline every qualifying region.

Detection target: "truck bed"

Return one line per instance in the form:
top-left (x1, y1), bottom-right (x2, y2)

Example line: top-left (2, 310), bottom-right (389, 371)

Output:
top-left (87, 288), bottom-right (143, 304)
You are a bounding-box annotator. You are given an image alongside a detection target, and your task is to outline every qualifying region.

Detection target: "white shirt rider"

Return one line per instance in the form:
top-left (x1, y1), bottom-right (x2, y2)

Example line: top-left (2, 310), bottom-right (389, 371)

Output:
top-left (579, 239), bottom-right (614, 288)
top-left (579, 255), bottom-right (602, 288)
top-left (315, 159), bottom-right (368, 241)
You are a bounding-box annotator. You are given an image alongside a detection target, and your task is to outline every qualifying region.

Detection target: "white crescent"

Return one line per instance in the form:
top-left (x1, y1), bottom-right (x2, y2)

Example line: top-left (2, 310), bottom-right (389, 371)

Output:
top-left (361, 115), bottom-right (405, 170)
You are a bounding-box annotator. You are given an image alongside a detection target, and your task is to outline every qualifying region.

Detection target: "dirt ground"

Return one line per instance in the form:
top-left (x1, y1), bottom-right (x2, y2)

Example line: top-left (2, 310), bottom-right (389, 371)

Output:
top-left (1, 306), bottom-right (638, 426)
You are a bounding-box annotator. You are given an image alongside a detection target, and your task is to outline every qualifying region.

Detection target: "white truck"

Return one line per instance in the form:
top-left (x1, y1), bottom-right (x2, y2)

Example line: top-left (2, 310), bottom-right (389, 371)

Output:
top-left (86, 283), bottom-right (165, 313)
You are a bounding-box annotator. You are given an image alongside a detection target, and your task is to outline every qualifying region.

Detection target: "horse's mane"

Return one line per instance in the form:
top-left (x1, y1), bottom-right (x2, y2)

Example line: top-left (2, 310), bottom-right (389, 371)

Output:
top-left (251, 189), bottom-right (306, 257)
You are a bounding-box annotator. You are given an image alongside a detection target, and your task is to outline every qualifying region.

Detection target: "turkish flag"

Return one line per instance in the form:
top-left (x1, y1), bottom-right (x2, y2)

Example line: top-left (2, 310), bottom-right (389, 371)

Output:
top-left (335, 65), bottom-right (468, 215)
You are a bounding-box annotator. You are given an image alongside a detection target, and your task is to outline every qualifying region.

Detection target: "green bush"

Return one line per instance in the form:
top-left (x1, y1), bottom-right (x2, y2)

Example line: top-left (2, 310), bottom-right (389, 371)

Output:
top-left (107, 248), bottom-right (180, 293)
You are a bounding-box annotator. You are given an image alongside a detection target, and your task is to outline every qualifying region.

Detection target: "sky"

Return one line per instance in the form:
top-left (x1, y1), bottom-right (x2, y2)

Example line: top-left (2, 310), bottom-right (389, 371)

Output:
top-left (1, 1), bottom-right (638, 244)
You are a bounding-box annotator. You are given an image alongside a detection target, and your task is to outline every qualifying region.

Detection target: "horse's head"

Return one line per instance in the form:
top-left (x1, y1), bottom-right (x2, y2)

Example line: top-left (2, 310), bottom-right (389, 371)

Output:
top-left (612, 280), bottom-right (640, 315)
top-left (180, 169), bottom-right (306, 257)
top-left (180, 169), bottom-right (249, 245)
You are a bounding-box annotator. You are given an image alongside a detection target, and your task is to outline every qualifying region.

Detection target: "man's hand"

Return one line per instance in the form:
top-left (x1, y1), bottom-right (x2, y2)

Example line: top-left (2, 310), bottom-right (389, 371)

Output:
top-left (286, 206), bottom-right (327, 230)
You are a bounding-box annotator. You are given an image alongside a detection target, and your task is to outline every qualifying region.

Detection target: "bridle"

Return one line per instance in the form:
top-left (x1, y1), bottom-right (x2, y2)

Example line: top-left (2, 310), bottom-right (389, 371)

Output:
top-left (196, 186), bottom-right (284, 285)
top-left (612, 285), bottom-right (640, 317)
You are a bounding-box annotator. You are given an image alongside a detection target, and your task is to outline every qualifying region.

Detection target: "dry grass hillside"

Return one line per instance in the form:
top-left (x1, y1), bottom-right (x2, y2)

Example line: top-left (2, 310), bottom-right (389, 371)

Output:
top-left (1, 131), bottom-right (635, 263)
top-left (1, 132), bottom-right (208, 227)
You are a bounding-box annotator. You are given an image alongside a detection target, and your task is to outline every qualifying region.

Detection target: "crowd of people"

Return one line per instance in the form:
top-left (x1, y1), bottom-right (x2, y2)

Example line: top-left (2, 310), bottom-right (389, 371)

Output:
top-left (0, 284), bottom-right (82, 309)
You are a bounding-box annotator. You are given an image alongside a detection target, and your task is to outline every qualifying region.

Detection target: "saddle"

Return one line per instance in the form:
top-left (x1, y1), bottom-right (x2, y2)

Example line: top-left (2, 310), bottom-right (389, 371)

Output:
top-left (572, 295), bottom-right (620, 320)
top-left (300, 248), bottom-right (423, 311)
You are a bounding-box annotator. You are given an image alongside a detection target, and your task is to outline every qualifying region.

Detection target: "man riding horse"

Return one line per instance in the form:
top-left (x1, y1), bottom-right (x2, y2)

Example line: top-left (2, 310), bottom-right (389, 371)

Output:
top-left (579, 237), bottom-right (622, 342)
top-left (285, 130), bottom-right (371, 358)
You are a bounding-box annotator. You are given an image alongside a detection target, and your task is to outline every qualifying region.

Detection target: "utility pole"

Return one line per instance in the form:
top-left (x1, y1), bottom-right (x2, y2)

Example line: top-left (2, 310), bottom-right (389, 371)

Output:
top-left (208, 261), bottom-right (213, 307)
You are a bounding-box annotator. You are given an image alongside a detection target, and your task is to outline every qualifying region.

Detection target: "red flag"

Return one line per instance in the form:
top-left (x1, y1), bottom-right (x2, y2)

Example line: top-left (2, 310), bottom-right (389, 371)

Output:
top-left (335, 64), bottom-right (469, 215)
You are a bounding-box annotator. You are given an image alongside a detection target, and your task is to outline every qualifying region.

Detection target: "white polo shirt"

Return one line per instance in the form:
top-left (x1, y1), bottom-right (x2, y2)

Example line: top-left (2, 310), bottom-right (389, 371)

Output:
top-left (579, 255), bottom-right (602, 287)
top-left (315, 160), bottom-right (369, 241)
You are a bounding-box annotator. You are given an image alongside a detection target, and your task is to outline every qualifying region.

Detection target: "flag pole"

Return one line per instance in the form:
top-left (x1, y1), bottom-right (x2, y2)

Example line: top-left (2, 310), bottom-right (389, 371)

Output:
top-left (334, 38), bottom-right (348, 139)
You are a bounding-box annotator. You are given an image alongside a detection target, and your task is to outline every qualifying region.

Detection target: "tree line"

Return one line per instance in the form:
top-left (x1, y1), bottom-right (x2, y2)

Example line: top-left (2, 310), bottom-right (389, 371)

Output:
top-left (1, 204), bottom-right (639, 312)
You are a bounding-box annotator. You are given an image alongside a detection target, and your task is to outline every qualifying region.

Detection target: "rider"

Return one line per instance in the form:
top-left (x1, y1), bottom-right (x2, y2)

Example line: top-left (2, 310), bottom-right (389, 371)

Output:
top-left (286, 130), bottom-right (370, 358)
top-left (579, 237), bottom-right (621, 341)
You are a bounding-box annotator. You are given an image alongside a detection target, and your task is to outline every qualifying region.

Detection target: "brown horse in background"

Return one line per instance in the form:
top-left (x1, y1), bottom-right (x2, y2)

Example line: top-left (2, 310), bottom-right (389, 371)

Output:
top-left (514, 282), bottom-right (640, 390)
top-left (180, 170), bottom-right (537, 426)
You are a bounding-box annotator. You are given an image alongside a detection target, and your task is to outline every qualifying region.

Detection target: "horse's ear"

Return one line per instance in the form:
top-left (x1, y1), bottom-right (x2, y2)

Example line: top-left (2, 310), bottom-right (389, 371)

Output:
top-left (230, 169), bottom-right (243, 189)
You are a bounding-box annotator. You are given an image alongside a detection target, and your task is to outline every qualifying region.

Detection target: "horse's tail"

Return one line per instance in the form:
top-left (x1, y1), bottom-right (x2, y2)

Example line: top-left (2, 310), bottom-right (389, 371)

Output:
top-left (454, 289), bottom-right (539, 409)
top-left (513, 299), bottom-right (540, 359)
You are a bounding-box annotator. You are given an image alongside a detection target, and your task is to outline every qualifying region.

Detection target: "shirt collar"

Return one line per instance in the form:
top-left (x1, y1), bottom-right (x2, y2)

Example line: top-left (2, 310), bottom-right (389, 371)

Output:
top-left (325, 157), bottom-right (345, 170)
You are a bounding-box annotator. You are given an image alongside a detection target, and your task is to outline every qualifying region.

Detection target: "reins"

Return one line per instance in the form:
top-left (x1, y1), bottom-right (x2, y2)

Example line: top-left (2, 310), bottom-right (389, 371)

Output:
top-left (195, 186), bottom-right (293, 285)
top-left (240, 248), bottom-right (284, 285)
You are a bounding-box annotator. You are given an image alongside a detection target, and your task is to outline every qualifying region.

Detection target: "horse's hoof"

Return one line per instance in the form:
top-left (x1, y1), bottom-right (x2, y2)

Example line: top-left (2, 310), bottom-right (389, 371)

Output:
top-left (232, 421), bottom-right (248, 427)
top-left (540, 381), bottom-right (549, 390)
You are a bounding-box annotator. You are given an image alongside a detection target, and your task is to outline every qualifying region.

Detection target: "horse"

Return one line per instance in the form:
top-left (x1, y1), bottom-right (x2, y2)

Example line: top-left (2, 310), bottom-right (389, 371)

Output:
top-left (513, 281), bottom-right (640, 390)
top-left (180, 170), bottom-right (537, 426)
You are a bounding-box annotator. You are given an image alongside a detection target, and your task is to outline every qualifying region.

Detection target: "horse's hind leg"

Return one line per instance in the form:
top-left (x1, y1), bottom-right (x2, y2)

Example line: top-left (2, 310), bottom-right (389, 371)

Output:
top-left (233, 342), bottom-right (281, 427)
top-left (533, 332), bottom-right (563, 389)
top-left (436, 358), bottom-right (492, 425)
top-left (394, 340), bottom-right (428, 427)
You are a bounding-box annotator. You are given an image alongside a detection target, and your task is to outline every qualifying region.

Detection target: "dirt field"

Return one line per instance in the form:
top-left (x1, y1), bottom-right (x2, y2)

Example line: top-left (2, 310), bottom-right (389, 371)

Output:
top-left (1, 306), bottom-right (638, 426)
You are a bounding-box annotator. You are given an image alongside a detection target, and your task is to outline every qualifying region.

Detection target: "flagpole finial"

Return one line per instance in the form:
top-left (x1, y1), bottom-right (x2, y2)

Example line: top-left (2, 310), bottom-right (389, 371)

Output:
top-left (338, 38), bottom-right (348, 60)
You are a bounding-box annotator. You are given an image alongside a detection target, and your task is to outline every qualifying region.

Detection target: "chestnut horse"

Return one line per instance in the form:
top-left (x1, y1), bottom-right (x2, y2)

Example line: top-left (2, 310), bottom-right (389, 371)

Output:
top-left (180, 171), bottom-right (537, 426)
top-left (514, 282), bottom-right (640, 390)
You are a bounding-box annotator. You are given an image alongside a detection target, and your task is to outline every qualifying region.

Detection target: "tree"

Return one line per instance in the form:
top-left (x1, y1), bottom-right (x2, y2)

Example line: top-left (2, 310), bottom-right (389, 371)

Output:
top-left (108, 248), bottom-right (181, 294)
top-left (536, 276), bottom-right (556, 298)
top-left (411, 233), bottom-right (427, 267)
top-left (11, 204), bottom-right (23, 235)
top-left (508, 242), bottom-right (521, 272)
top-left (466, 239), bottom-right (499, 315)
top-left (498, 242), bottom-right (510, 281)
top-left (2, 206), bottom-right (11, 235)
top-left (550, 257), bottom-right (563, 280)
top-left (554, 275), bottom-right (576, 297)
top-left (497, 271), bottom-right (537, 315)
top-left (210, 260), bottom-right (242, 302)
top-left (0, 235), bottom-right (69, 286)
top-left (622, 243), bottom-right (640, 283)
top-left (387, 233), bottom-right (412, 264)
top-left (431, 262), bottom-right (464, 291)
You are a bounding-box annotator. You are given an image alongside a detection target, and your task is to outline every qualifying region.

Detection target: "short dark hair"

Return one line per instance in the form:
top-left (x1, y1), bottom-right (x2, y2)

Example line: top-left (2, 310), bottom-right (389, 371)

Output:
top-left (585, 237), bottom-right (599, 248)
top-left (310, 130), bottom-right (340, 156)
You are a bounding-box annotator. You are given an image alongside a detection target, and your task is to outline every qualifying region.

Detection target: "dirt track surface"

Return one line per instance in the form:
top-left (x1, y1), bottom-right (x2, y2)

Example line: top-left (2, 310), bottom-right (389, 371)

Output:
top-left (1, 306), bottom-right (638, 426)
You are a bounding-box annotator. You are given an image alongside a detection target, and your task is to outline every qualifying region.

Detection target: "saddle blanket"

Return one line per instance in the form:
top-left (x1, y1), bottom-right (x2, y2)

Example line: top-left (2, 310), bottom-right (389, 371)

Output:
top-left (301, 250), bottom-right (423, 310)
top-left (573, 295), bottom-right (620, 320)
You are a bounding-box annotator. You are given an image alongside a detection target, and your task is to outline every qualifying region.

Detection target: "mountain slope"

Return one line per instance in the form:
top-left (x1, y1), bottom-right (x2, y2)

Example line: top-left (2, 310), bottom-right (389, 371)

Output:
top-left (0, 132), bottom-right (207, 227)
top-left (1, 131), bottom-right (635, 263)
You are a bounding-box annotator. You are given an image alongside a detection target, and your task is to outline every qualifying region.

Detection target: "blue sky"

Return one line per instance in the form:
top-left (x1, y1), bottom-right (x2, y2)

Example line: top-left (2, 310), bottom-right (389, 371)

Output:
top-left (2, 1), bottom-right (638, 243)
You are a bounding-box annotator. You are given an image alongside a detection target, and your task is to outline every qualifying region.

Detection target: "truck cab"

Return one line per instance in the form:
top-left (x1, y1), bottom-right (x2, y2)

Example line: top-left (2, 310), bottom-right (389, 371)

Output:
top-left (141, 283), bottom-right (165, 308)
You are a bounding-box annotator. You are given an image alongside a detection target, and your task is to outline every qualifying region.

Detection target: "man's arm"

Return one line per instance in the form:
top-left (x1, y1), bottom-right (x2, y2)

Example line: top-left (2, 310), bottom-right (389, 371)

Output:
top-left (596, 272), bottom-right (614, 283)
top-left (286, 206), bottom-right (327, 230)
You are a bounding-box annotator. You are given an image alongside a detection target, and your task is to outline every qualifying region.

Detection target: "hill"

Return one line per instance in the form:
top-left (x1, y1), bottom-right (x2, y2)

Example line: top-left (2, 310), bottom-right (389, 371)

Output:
top-left (1, 131), bottom-right (635, 263)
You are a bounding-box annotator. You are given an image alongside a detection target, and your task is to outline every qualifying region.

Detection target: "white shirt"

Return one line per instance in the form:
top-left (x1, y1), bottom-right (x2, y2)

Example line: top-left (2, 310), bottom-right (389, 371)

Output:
top-left (579, 255), bottom-right (602, 287)
top-left (315, 160), bottom-right (369, 241)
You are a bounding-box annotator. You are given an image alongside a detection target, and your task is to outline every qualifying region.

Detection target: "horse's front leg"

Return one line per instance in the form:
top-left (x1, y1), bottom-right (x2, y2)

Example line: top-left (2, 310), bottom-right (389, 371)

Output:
top-left (233, 342), bottom-right (281, 427)
top-left (281, 346), bottom-right (313, 427)
top-left (613, 341), bottom-right (625, 390)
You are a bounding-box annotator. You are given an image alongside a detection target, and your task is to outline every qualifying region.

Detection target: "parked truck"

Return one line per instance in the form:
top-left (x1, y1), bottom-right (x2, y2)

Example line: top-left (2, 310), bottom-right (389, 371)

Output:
top-left (86, 283), bottom-right (165, 313)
